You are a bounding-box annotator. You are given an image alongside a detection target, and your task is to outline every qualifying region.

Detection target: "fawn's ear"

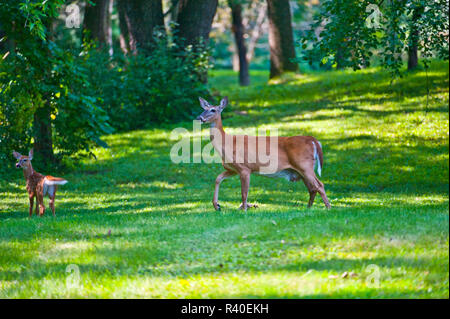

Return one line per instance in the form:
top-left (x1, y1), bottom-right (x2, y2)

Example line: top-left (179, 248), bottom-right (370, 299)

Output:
top-left (199, 97), bottom-right (211, 110)
top-left (13, 151), bottom-right (21, 160)
top-left (219, 96), bottom-right (228, 110)
top-left (28, 149), bottom-right (33, 160)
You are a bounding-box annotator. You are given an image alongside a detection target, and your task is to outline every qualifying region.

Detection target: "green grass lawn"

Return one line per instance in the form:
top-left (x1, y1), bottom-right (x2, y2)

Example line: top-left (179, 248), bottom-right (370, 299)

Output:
top-left (0, 62), bottom-right (448, 298)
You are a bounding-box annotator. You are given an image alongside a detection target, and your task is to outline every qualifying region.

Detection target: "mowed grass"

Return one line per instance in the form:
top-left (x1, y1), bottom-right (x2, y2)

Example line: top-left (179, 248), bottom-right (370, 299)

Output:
top-left (0, 61), bottom-right (448, 298)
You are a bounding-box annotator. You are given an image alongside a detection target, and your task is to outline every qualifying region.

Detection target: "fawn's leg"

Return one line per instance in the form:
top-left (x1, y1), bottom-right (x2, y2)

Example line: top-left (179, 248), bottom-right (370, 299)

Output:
top-left (37, 194), bottom-right (45, 216)
top-left (213, 170), bottom-right (236, 211)
top-left (35, 195), bottom-right (39, 216)
top-left (48, 186), bottom-right (57, 217)
top-left (238, 171), bottom-right (257, 211)
top-left (49, 194), bottom-right (56, 216)
top-left (29, 194), bottom-right (34, 218)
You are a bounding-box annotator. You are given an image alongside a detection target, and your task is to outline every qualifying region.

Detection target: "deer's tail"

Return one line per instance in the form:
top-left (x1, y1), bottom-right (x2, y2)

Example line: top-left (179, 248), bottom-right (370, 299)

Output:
top-left (44, 176), bottom-right (68, 186)
top-left (313, 140), bottom-right (323, 177)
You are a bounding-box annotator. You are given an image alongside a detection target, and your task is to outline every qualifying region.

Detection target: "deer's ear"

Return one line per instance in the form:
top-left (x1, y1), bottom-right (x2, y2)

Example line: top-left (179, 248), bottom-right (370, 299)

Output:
top-left (13, 151), bottom-right (21, 160)
top-left (219, 96), bottom-right (228, 110)
top-left (199, 97), bottom-right (210, 110)
top-left (28, 149), bottom-right (33, 160)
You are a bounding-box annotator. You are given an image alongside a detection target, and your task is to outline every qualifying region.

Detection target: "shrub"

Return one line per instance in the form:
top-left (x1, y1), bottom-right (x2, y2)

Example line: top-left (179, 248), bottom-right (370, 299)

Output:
top-left (0, 85), bottom-right (33, 171)
top-left (0, 42), bottom-right (113, 171)
top-left (85, 34), bottom-right (212, 131)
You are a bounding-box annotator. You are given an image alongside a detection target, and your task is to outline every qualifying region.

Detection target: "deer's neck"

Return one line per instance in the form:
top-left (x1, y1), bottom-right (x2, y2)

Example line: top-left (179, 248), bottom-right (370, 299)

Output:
top-left (210, 116), bottom-right (227, 157)
top-left (210, 116), bottom-right (226, 138)
top-left (23, 164), bottom-right (35, 180)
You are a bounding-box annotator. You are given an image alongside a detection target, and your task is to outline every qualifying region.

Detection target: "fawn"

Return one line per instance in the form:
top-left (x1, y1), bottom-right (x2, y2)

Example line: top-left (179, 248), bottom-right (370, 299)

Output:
top-left (13, 149), bottom-right (68, 217)
top-left (195, 97), bottom-right (331, 211)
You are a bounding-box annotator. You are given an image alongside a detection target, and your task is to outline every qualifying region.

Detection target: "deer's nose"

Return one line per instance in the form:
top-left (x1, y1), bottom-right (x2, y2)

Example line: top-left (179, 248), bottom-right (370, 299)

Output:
top-left (16, 163), bottom-right (20, 168)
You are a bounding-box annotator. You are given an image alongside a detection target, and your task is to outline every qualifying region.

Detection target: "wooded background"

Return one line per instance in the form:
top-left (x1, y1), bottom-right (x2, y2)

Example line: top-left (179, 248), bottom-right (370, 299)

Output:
top-left (0, 0), bottom-right (448, 170)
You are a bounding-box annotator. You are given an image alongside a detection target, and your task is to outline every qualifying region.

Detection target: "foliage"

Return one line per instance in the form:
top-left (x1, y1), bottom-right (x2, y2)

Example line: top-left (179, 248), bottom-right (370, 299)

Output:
top-left (0, 0), bottom-right (63, 41)
top-left (0, 62), bottom-right (448, 297)
top-left (84, 33), bottom-right (211, 131)
top-left (0, 1), bottom-right (113, 170)
top-left (300, 0), bottom-right (449, 77)
top-left (410, 0), bottom-right (450, 64)
top-left (48, 42), bottom-right (114, 156)
top-left (0, 41), bottom-right (113, 169)
top-left (0, 81), bottom-right (34, 169)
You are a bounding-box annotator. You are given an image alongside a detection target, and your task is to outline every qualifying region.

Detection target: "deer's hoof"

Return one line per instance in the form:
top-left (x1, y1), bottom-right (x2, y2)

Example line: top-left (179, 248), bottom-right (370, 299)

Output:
top-left (240, 203), bottom-right (258, 212)
top-left (213, 203), bottom-right (221, 211)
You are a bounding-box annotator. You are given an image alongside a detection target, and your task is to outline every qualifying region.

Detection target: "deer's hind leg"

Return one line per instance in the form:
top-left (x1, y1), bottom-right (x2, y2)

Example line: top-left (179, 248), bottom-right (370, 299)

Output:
top-left (292, 163), bottom-right (331, 209)
top-left (308, 174), bottom-right (330, 208)
top-left (36, 193), bottom-right (45, 216)
top-left (305, 172), bottom-right (330, 209)
top-left (308, 189), bottom-right (317, 208)
top-left (35, 199), bottom-right (39, 215)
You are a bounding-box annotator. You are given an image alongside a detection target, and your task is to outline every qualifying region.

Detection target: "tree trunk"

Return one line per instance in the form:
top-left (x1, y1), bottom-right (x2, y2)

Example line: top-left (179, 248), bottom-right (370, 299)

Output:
top-left (408, 44), bottom-right (419, 70)
top-left (168, 0), bottom-right (180, 23)
top-left (246, 2), bottom-right (266, 63)
top-left (407, 6), bottom-right (422, 70)
top-left (175, 0), bottom-right (218, 83)
top-left (335, 47), bottom-right (344, 69)
top-left (33, 103), bottom-right (55, 167)
top-left (267, 0), bottom-right (298, 78)
top-left (175, 0), bottom-right (218, 49)
top-left (408, 44), bottom-right (418, 70)
top-left (232, 46), bottom-right (239, 71)
top-left (230, 1), bottom-right (250, 86)
top-left (83, 0), bottom-right (113, 55)
top-left (117, 0), bottom-right (165, 54)
top-left (32, 20), bottom-right (56, 167)
top-left (117, 0), bottom-right (132, 54)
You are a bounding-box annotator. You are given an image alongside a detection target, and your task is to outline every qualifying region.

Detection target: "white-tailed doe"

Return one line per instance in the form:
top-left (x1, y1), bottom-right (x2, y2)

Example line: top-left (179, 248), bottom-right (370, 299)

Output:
top-left (195, 97), bottom-right (331, 211)
top-left (13, 149), bottom-right (68, 217)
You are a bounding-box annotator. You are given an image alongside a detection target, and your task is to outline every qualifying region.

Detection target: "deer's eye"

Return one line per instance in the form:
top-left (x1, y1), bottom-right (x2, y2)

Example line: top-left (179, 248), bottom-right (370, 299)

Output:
top-left (23, 159), bottom-right (27, 162)
top-left (210, 109), bottom-right (216, 113)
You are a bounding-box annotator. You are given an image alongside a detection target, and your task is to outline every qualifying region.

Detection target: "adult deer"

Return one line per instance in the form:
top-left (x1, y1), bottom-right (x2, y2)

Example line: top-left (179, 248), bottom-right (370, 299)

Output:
top-left (196, 97), bottom-right (331, 211)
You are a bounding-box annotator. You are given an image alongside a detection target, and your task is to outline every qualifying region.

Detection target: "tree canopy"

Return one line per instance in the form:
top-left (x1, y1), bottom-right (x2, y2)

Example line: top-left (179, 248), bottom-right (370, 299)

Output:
top-left (300, 0), bottom-right (449, 76)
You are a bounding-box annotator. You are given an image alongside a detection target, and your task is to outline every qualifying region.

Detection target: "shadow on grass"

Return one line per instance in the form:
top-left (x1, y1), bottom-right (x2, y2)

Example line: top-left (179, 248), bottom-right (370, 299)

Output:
top-left (227, 288), bottom-right (435, 298)
top-left (0, 245), bottom-right (445, 284)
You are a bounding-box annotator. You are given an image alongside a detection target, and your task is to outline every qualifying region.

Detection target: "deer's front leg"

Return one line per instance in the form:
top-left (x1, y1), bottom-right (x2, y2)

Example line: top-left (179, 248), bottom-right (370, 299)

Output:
top-left (213, 170), bottom-right (235, 211)
top-left (238, 171), bottom-right (257, 211)
top-left (28, 195), bottom-right (34, 218)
